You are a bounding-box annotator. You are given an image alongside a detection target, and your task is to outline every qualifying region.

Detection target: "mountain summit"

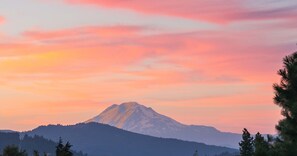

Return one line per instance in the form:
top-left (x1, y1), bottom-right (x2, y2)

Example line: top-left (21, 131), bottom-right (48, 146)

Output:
top-left (86, 102), bottom-right (241, 148)
top-left (86, 102), bottom-right (184, 136)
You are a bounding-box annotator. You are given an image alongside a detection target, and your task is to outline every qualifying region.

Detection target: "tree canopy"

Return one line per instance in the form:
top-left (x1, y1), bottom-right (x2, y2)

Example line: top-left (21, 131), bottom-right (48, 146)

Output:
top-left (239, 128), bottom-right (254, 156)
top-left (273, 52), bottom-right (297, 155)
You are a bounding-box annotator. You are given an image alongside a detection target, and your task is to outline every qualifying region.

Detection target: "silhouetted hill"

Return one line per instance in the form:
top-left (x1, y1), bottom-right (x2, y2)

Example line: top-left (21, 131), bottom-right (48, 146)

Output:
top-left (0, 132), bottom-right (86, 156)
top-left (0, 132), bottom-right (20, 151)
top-left (26, 123), bottom-right (238, 156)
top-left (0, 130), bottom-right (18, 133)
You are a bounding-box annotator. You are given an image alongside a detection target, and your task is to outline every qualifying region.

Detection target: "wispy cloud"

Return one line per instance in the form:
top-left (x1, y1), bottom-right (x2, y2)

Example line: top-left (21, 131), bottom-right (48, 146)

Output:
top-left (22, 25), bottom-right (147, 40)
top-left (64, 0), bottom-right (297, 23)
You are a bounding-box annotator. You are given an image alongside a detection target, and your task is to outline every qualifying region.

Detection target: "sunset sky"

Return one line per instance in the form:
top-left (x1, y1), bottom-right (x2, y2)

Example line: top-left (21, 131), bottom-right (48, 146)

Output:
top-left (1, 0), bottom-right (297, 134)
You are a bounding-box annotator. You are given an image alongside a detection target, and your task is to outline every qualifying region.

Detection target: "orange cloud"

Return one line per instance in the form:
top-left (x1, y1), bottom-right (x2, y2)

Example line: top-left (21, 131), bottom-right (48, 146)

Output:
top-left (1, 24), bottom-right (288, 91)
top-left (1, 25), bottom-right (149, 78)
top-left (0, 22), bottom-right (293, 133)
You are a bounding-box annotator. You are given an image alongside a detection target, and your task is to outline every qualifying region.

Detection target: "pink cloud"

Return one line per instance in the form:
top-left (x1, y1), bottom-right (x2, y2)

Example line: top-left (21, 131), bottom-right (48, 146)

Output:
top-left (2, 23), bottom-right (289, 84)
top-left (0, 16), bottom-right (4, 24)
top-left (1, 22), bottom-right (293, 133)
top-left (64, 0), bottom-right (297, 23)
top-left (23, 25), bottom-right (146, 40)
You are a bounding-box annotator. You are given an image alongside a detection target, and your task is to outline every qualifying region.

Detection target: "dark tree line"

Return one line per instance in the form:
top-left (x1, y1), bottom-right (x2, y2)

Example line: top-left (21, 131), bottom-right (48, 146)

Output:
top-left (1, 145), bottom-right (27, 156)
top-left (239, 51), bottom-right (297, 156)
top-left (239, 129), bottom-right (274, 156)
top-left (0, 133), bottom-right (87, 156)
top-left (1, 137), bottom-right (77, 156)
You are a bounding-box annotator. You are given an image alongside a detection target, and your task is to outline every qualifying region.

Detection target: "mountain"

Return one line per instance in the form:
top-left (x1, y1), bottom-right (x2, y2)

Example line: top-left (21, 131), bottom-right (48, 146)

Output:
top-left (0, 132), bottom-right (86, 156)
top-left (0, 130), bottom-right (17, 133)
top-left (0, 132), bottom-right (19, 152)
top-left (25, 123), bottom-right (238, 156)
top-left (86, 102), bottom-right (241, 148)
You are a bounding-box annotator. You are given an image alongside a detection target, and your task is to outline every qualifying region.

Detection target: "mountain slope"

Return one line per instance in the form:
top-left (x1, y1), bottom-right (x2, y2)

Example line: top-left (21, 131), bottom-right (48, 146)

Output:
top-left (25, 123), bottom-right (238, 156)
top-left (86, 102), bottom-right (241, 148)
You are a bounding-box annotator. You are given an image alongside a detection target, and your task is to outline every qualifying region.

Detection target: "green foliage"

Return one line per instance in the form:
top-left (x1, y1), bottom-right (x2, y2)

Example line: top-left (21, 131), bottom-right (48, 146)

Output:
top-left (253, 132), bottom-right (269, 156)
top-left (2, 145), bottom-right (27, 156)
top-left (239, 128), bottom-right (253, 156)
top-left (56, 138), bottom-right (73, 156)
top-left (266, 137), bottom-right (284, 156)
top-left (273, 52), bottom-right (297, 155)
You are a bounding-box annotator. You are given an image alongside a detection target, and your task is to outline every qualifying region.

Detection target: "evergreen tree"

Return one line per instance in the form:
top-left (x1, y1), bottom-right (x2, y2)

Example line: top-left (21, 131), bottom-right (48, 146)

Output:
top-left (273, 52), bottom-right (297, 155)
top-left (267, 136), bottom-right (283, 156)
top-left (56, 138), bottom-right (73, 156)
top-left (239, 128), bottom-right (253, 156)
top-left (253, 132), bottom-right (269, 156)
top-left (62, 142), bottom-right (73, 156)
top-left (33, 150), bottom-right (39, 156)
top-left (56, 138), bottom-right (64, 156)
top-left (193, 150), bottom-right (198, 156)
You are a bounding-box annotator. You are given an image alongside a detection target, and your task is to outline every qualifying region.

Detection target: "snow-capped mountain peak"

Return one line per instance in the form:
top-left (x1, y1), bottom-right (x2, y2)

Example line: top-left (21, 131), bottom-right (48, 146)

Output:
top-left (85, 102), bottom-right (241, 148)
top-left (85, 102), bottom-right (184, 134)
